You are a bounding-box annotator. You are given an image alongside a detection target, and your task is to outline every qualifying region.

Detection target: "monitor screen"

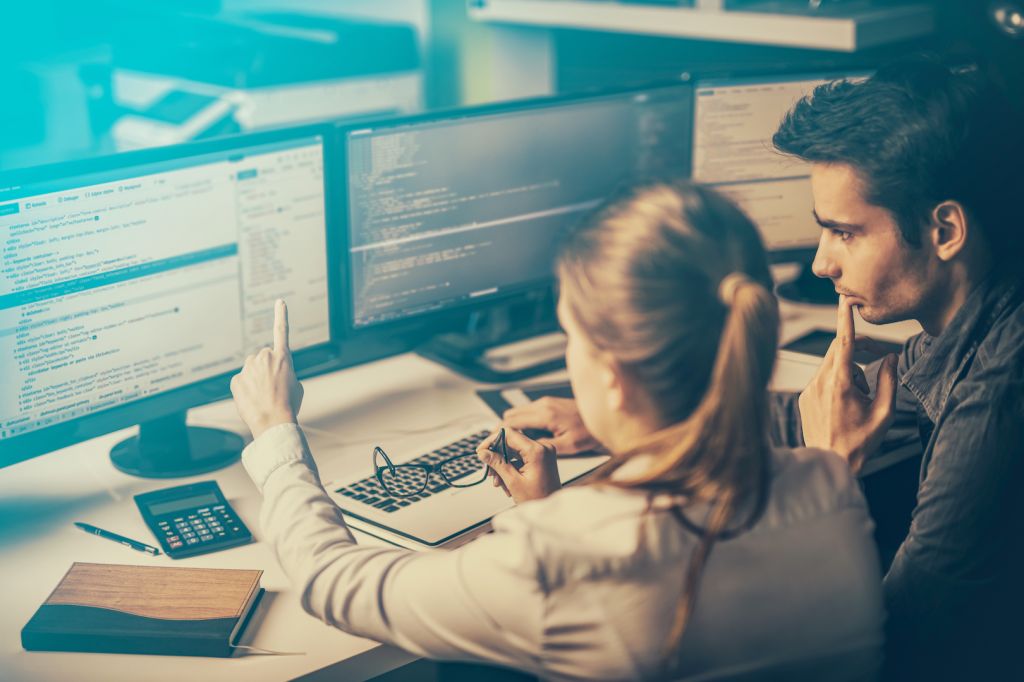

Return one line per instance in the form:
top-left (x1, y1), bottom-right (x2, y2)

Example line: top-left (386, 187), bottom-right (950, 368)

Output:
top-left (0, 135), bottom-right (331, 441)
top-left (344, 85), bottom-right (692, 328)
top-left (692, 73), bottom-right (865, 256)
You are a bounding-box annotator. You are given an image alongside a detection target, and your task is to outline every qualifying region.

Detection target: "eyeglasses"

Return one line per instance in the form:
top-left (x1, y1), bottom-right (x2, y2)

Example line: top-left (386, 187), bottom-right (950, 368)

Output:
top-left (373, 429), bottom-right (509, 499)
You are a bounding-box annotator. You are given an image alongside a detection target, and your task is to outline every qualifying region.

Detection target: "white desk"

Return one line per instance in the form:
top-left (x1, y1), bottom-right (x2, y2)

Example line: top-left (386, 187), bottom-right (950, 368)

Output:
top-left (0, 301), bottom-right (921, 682)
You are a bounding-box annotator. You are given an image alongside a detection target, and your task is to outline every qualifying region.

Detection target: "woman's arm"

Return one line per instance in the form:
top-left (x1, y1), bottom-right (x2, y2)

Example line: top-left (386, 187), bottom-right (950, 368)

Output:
top-left (243, 424), bottom-right (545, 668)
top-left (230, 301), bottom-right (545, 669)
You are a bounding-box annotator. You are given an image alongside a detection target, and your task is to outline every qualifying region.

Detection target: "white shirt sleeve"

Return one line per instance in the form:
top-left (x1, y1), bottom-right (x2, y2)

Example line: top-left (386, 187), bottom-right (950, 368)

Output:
top-left (241, 423), bottom-right (544, 669)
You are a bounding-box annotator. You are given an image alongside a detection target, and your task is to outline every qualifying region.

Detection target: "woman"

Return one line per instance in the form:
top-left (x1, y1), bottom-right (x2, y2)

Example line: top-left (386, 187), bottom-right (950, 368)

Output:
top-left (231, 182), bottom-right (884, 680)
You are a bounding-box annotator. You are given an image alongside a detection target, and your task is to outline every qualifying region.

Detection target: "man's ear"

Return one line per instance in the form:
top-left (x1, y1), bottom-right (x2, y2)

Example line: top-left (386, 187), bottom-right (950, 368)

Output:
top-left (929, 200), bottom-right (969, 262)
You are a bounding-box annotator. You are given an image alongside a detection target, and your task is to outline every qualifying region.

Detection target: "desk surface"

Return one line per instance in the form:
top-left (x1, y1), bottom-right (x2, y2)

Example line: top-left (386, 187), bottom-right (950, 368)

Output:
top-left (0, 301), bottom-right (921, 682)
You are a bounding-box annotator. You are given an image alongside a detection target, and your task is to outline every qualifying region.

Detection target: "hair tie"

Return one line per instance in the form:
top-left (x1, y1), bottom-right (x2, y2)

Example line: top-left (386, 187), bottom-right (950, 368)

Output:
top-left (717, 273), bottom-right (749, 307)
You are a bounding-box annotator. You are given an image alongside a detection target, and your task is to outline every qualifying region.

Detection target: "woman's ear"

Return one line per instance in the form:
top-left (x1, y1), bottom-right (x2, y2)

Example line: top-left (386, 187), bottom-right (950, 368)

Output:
top-left (930, 200), bottom-right (969, 262)
top-left (601, 354), bottom-right (627, 413)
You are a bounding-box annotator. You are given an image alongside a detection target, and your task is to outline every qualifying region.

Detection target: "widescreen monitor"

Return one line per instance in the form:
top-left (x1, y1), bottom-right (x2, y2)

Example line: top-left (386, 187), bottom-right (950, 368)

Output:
top-left (340, 83), bottom-right (694, 331)
top-left (0, 127), bottom-right (336, 476)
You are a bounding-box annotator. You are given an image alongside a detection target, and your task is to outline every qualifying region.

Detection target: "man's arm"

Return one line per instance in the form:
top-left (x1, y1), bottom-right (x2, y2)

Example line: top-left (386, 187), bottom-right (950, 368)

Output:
top-left (883, 378), bottom-right (1024, 666)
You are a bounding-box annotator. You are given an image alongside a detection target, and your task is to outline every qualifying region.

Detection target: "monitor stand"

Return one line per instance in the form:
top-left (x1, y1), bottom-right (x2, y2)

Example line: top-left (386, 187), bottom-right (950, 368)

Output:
top-left (419, 323), bottom-right (566, 383)
top-left (776, 262), bottom-right (840, 306)
top-left (417, 292), bottom-right (567, 383)
top-left (110, 411), bottom-right (243, 478)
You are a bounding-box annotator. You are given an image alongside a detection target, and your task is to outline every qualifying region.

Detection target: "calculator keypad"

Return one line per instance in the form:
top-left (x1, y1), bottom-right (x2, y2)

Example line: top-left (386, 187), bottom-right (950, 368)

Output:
top-left (154, 505), bottom-right (247, 553)
top-left (136, 481), bottom-right (252, 558)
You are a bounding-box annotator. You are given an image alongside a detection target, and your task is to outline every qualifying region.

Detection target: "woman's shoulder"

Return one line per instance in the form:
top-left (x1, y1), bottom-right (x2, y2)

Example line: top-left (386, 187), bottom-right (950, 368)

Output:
top-left (494, 448), bottom-right (864, 538)
top-left (763, 447), bottom-right (867, 527)
top-left (489, 483), bottom-right (695, 587)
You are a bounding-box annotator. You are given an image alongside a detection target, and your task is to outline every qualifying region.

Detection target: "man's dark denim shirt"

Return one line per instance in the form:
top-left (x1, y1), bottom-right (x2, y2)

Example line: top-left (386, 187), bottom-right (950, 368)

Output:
top-left (771, 273), bottom-right (1024, 675)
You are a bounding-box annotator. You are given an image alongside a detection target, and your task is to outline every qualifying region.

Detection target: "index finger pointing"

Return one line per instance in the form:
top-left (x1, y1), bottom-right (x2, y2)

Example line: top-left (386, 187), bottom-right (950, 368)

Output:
top-left (835, 295), bottom-right (856, 366)
top-left (274, 299), bottom-right (290, 352)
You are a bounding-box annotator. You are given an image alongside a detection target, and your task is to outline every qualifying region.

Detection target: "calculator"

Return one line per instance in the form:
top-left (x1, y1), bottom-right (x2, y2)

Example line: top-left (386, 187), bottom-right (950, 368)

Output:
top-left (134, 481), bottom-right (252, 559)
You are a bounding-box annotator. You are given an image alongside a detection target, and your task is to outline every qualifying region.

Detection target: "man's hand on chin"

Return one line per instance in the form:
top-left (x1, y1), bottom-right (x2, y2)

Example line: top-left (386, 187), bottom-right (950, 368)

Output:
top-left (799, 295), bottom-right (899, 472)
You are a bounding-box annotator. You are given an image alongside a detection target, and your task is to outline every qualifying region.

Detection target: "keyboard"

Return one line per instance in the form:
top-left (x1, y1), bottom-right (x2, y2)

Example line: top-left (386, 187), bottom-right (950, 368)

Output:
top-left (335, 429), bottom-right (491, 513)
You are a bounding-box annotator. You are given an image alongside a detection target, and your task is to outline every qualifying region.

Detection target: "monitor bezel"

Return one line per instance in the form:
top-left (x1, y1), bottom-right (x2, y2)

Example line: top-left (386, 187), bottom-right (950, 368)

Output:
top-left (332, 78), bottom-right (696, 337)
top-left (0, 123), bottom-right (343, 468)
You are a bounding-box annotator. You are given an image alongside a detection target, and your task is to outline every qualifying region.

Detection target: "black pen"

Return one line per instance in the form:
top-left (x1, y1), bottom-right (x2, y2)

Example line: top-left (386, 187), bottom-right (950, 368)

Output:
top-left (487, 427), bottom-right (509, 463)
top-left (497, 427), bottom-right (509, 463)
top-left (75, 522), bottom-right (161, 556)
top-left (490, 428), bottom-right (523, 469)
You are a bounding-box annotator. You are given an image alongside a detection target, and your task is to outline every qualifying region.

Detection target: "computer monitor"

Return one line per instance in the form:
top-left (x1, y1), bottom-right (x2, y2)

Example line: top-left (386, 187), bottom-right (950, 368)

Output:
top-left (339, 83), bottom-right (693, 335)
top-left (691, 71), bottom-right (868, 261)
top-left (0, 127), bottom-right (337, 476)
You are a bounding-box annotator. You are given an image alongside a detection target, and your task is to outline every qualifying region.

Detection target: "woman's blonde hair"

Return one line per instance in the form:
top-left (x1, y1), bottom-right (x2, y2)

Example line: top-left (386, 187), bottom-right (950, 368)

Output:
top-left (556, 181), bottom-right (779, 666)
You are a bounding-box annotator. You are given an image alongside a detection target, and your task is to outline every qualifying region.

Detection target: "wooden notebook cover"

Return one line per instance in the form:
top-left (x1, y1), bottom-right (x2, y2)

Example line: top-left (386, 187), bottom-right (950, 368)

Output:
top-left (45, 562), bottom-right (262, 620)
top-left (22, 562), bottom-right (264, 657)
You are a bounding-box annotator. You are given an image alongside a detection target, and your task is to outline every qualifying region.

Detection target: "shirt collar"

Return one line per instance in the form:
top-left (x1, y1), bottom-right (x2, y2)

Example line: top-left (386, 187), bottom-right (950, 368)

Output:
top-left (901, 273), bottom-right (1021, 423)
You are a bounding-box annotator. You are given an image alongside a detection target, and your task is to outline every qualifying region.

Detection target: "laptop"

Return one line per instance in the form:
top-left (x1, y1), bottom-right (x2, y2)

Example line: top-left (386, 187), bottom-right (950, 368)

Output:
top-left (325, 413), bottom-right (608, 550)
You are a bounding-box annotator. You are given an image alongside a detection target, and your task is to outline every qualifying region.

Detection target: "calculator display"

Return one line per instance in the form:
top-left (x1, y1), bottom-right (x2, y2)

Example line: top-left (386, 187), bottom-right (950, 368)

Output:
top-left (146, 492), bottom-right (220, 516)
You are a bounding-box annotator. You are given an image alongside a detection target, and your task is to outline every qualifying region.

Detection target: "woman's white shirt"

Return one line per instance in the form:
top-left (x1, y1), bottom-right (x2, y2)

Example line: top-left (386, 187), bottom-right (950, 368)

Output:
top-left (242, 424), bottom-right (884, 681)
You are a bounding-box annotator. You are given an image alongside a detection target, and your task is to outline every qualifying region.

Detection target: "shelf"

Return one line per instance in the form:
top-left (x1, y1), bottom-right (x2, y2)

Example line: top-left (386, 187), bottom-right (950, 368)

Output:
top-left (467, 0), bottom-right (936, 52)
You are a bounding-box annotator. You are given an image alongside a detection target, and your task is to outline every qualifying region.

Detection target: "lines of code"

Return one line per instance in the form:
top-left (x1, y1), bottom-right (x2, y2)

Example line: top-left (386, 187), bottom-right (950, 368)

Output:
top-left (1, 139), bottom-right (330, 439)
top-left (347, 88), bottom-right (692, 326)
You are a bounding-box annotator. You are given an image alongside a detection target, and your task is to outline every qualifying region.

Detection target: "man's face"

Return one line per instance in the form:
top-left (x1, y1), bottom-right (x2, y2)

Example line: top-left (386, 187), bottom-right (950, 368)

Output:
top-left (809, 163), bottom-right (934, 325)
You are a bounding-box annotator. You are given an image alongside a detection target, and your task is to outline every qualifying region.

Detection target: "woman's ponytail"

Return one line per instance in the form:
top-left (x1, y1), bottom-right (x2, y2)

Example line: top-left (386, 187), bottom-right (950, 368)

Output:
top-left (556, 182), bottom-right (780, 672)
top-left (656, 274), bottom-right (779, 667)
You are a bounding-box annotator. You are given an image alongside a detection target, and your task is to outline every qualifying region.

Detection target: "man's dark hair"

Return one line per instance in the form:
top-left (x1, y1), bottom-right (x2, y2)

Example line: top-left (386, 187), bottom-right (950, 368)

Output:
top-left (773, 57), bottom-right (1024, 260)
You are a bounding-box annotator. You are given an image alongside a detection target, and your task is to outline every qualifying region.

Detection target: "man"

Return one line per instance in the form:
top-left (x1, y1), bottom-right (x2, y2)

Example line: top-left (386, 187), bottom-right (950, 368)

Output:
top-left (506, 59), bottom-right (1024, 679)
